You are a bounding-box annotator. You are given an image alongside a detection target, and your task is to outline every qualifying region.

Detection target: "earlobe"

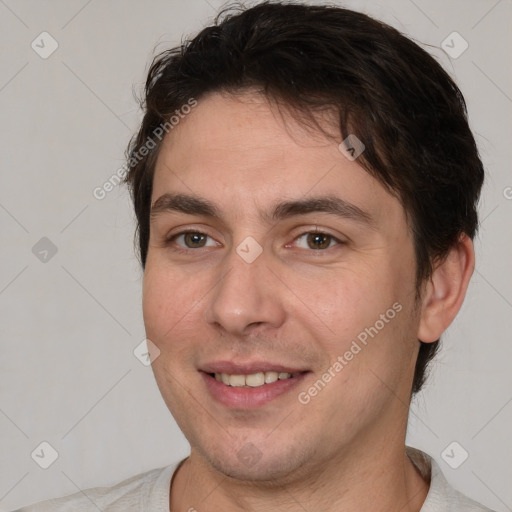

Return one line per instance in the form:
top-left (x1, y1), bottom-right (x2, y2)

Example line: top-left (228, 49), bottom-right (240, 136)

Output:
top-left (417, 234), bottom-right (475, 343)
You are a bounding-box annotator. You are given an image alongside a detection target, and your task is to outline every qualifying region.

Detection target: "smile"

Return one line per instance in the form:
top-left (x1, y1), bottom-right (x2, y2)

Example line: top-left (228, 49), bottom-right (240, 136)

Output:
top-left (201, 368), bottom-right (309, 409)
top-left (212, 371), bottom-right (297, 388)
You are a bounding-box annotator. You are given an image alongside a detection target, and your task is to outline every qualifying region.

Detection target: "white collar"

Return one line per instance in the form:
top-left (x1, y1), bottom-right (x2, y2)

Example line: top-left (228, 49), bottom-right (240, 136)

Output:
top-left (406, 446), bottom-right (494, 511)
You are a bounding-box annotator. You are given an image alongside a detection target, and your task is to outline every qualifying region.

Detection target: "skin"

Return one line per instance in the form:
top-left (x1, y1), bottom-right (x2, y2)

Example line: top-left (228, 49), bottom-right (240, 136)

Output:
top-left (142, 91), bottom-right (475, 511)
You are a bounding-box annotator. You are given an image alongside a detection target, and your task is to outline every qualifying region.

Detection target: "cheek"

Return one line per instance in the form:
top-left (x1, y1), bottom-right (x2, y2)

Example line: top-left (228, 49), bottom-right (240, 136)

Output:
top-left (295, 250), bottom-right (417, 377)
top-left (334, 272), bottom-right (418, 395)
top-left (142, 259), bottom-right (204, 346)
top-left (295, 266), bottom-right (400, 348)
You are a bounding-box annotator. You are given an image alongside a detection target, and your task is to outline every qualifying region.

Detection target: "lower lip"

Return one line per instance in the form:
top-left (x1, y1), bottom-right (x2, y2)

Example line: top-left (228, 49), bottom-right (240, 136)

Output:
top-left (201, 372), bottom-right (308, 409)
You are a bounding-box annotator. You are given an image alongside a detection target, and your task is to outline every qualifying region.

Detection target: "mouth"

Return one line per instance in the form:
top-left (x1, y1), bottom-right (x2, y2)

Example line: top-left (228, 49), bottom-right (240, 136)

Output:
top-left (199, 363), bottom-right (309, 409)
top-left (210, 370), bottom-right (303, 388)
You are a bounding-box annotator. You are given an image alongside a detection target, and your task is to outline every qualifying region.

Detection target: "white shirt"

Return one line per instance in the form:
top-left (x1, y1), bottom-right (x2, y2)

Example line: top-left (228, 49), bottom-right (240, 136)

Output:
top-left (13, 447), bottom-right (496, 511)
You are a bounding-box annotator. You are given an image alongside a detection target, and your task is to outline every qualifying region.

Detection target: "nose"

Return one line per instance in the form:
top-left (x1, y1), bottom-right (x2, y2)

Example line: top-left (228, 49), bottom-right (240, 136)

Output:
top-left (204, 246), bottom-right (286, 337)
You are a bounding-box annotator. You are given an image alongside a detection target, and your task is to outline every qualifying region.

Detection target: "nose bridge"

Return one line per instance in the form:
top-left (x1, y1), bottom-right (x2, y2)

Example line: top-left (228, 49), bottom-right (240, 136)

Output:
top-left (205, 243), bottom-right (285, 335)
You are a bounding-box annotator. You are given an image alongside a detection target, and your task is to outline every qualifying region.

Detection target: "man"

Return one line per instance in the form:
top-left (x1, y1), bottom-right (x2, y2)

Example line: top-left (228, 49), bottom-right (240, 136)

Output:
top-left (15, 1), bottom-right (494, 511)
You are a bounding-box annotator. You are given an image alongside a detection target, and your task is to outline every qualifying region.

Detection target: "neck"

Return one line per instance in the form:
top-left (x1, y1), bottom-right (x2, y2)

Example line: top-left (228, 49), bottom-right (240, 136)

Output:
top-left (170, 434), bottom-right (429, 512)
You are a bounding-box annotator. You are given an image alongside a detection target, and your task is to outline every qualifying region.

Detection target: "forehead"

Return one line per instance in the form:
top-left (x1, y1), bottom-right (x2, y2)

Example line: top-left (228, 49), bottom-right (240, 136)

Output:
top-left (158, 91), bottom-right (338, 162)
top-left (151, 91), bottom-right (404, 227)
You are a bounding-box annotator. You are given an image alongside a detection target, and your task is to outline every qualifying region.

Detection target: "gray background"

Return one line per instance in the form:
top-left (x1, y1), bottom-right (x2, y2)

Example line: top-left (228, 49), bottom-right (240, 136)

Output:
top-left (0, 0), bottom-right (510, 510)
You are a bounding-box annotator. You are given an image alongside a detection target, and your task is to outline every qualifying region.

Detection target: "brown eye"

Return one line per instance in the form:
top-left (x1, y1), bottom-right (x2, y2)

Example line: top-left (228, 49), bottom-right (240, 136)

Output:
top-left (293, 232), bottom-right (340, 250)
top-left (306, 232), bottom-right (333, 250)
top-left (182, 232), bottom-right (207, 248)
top-left (167, 231), bottom-right (218, 251)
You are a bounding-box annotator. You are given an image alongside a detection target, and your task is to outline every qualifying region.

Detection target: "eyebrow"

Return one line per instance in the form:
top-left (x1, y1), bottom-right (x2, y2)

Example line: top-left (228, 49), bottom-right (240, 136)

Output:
top-left (150, 193), bottom-right (375, 228)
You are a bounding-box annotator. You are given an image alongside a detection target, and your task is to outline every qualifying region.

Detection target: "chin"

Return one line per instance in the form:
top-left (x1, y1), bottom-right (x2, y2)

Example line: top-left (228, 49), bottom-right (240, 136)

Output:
top-left (195, 436), bottom-right (314, 485)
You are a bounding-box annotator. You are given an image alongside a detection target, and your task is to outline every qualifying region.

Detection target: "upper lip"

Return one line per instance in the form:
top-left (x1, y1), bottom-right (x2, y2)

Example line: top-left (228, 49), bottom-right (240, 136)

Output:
top-left (200, 361), bottom-right (309, 375)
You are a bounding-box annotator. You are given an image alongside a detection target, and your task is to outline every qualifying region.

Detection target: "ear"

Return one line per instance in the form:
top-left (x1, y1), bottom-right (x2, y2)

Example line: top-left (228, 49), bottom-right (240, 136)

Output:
top-left (417, 234), bottom-right (475, 343)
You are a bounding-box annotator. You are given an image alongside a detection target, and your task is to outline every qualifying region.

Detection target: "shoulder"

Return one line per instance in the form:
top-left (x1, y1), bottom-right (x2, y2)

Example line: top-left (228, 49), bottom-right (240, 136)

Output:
top-left (406, 446), bottom-right (497, 512)
top-left (429, 462), bottom-right (497, 512)
top-left (12, 465), bottom-right (175, 512)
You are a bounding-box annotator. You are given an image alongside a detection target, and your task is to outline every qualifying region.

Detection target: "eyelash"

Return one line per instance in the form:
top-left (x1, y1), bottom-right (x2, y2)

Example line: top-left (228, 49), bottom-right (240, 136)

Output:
top-left (165, 229), bottom-right (344, 254)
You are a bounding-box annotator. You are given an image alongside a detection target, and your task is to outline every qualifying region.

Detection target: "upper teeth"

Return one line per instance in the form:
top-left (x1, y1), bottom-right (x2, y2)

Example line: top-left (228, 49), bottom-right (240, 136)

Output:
top-left (214, 371), bottom-right (292, 387)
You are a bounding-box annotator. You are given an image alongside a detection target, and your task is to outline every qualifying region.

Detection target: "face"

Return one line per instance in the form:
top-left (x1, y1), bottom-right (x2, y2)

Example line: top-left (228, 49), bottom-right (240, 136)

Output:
top-left (143, 91), bottom-right (422, 482)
